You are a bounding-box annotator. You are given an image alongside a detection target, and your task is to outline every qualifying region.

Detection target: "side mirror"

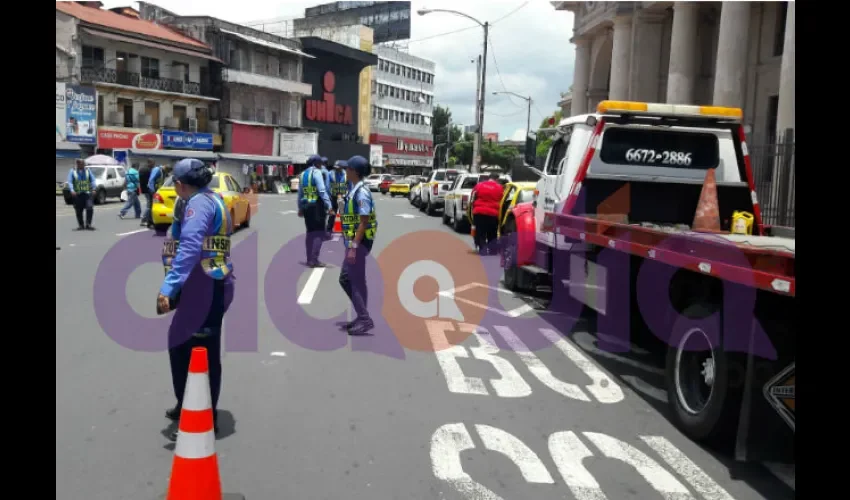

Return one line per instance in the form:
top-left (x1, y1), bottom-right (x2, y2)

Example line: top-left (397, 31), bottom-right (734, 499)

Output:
top-left (524, 132), bottom-right (537, 167)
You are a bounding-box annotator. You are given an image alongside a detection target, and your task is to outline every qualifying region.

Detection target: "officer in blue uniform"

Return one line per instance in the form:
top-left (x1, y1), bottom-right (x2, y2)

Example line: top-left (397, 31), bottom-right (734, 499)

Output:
top-left (339, 155), bottom-right (377, 335)
top-left (298, 154), bottom-right (332, 267)
top-left (66, 159), bottom-right (98, 231)
top-left (326, 160), bottom-right (348, 234)
top-left (157, 158), bottom-right (234, 441)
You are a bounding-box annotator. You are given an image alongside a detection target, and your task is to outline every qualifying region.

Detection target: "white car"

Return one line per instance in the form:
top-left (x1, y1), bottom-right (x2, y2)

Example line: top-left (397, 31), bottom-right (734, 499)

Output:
top-left (419, 168), bottom-right (466, 215)
top-left (61, 164), bottom-right (127, 205)
top-left (364, 174), bottom-right (386, 192)
top-left (443, 173), bottom-right (511, 232)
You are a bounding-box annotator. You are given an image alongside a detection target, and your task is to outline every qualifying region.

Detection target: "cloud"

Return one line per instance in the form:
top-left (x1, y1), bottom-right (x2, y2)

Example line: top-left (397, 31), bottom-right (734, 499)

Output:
top-left (102, 0), bottom-right (576, 139)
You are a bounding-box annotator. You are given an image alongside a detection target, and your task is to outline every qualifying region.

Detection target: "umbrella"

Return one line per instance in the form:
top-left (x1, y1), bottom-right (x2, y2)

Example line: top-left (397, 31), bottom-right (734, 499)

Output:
top-left (85, 154), bottom-right (119, 166)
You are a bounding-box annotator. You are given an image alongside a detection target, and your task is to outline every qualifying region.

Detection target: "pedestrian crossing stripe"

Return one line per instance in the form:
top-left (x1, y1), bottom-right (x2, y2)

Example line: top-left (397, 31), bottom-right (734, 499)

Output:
top-left (763, 362), bottom-right (795, 431)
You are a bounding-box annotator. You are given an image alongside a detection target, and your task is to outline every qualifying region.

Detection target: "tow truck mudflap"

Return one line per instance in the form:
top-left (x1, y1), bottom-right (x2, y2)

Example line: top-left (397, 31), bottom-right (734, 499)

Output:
top-left (734, 334), bottom-right (795, 462)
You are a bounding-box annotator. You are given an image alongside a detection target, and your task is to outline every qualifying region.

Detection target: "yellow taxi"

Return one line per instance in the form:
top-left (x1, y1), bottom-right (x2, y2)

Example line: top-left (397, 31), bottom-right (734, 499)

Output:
top-left (468, 181), bottom-right (537, 237)
top-left (389, 175), bottom-right (418, 197)
top-left (151, 171), bottom-right (252, 232)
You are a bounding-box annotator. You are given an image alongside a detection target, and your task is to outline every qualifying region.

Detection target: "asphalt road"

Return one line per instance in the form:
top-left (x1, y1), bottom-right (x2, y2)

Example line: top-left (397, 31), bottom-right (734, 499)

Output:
top-left (56, 193), bottom-right (794, 500)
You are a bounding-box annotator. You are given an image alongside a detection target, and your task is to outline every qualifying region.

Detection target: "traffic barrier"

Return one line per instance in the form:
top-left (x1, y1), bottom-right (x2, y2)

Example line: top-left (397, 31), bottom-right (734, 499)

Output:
top-left (332, 213), bottom-right (342, 233)
top-left (692, 168), bottom-right (720, 232)
top-left (164, 347), bottom-right (244, 500)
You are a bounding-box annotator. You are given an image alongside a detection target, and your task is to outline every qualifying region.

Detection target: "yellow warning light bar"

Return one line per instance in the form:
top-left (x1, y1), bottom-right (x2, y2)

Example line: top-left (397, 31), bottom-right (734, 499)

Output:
top-left (596, 100), bottom-right (743, 121)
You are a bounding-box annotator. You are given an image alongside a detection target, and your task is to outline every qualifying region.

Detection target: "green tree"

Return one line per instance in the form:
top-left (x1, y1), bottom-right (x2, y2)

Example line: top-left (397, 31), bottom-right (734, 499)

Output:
top-left (433, 106), bottom-right (465, 167)
top-left (448, 156), bottom-right (457, 167)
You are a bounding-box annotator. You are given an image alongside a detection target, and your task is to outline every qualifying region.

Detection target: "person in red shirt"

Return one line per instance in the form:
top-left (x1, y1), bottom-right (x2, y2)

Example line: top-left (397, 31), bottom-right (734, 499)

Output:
top-left (470, 172), bottom-right (505, 255)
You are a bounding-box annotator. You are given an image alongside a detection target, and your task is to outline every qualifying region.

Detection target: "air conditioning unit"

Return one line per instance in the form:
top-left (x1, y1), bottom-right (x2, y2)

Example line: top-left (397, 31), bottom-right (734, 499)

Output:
top-left (136, 114), bottom-right (152, 127)
top-left (188, 118), bottom-right (198, 132)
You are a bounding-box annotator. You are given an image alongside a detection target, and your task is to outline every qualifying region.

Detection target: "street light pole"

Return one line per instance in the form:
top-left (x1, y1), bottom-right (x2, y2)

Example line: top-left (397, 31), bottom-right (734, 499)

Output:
top-left (417, 8), bottom-right (488, 173)
top-left (493, 90), bottom-right (532, 139)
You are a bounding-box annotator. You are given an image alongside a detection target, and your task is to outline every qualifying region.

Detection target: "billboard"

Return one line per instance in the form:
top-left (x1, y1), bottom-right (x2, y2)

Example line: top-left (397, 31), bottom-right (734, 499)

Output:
top-left (97, 127), bottom-right (162, 150)
top-left (64, 84), bottom-right (97, 144)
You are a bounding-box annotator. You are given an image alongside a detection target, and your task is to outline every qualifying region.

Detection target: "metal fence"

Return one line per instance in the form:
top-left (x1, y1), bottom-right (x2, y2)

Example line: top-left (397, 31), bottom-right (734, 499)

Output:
top-left (748, 129), bottom-right (795, 228)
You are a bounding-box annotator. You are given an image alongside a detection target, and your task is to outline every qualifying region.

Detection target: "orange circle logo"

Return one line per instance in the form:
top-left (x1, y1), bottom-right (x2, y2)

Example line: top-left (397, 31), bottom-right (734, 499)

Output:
top-left (378, 230), bottom-right (489, 352)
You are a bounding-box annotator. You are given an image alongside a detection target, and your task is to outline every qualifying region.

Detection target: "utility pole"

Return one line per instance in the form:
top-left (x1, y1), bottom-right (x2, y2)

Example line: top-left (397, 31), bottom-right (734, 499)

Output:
top-left (471, 55), bottom-right (482, 172)
top-left (525, 97), bottom-right (532, 140)
top-left (445, 113), bottom-right (451, 167)
top-left (475, 21), bottom-right (489, 173)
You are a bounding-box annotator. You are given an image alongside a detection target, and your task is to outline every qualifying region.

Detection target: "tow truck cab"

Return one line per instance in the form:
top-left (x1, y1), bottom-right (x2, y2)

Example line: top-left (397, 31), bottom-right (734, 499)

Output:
top-left (517, 101), bottom-right (759, 275)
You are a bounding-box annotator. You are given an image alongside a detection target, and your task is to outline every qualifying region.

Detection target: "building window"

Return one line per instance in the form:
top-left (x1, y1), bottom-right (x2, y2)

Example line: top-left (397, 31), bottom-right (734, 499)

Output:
top-left (173, 105), bottom-right (187, 128)
top-left (773, 2), bottom-right (788, 56)
top-left (141, 57), bottom-right (159, 79)
top-left (82, 45), bottom-right (104, 68)
top-left (256, 109), bottom-right (265, 123)
top-left (117, 98), bottom-right (134, 127)
top-left (144, 101), bottom-right (160, 128)
top-left (116, 51), bottom-right (129, 73)
top-left (766, 95), bottom-right (779, 141)
top-left (97, 95), bottom-right (104, 126)
top-left (196, 107), bottom-right (209, 132)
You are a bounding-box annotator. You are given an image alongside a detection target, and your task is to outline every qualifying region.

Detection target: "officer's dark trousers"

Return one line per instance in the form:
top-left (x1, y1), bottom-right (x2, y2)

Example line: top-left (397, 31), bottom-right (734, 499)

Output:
top-left (303, 203), bottom-right (327, 264)
top-left (168, 270), bottom-right (234, 416)
top-left (73, 192), bottom-right (94, 228)
top-left (326, 197), bottom-right (339, 233)
top-left (339, 239), bottom-right (373, 320)
top-left (473, 214), bottom-right (499, 254)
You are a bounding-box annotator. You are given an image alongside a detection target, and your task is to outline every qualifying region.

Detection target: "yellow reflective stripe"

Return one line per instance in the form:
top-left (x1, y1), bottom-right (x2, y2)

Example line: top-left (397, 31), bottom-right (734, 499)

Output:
top-left (209, 194), bottom-right (229, 236)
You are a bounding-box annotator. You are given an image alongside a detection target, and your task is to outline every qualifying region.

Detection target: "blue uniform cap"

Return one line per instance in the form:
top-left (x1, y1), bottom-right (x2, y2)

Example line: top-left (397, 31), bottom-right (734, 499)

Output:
top-left (321, 156), bottom-right (328, 164)
top-left (306, 154), bottom-right (322, 166)
top-left (334, 160), bottom-right (348, 168)
top-left (172, 158), bottom-right (207, 184)
top-left (346, 155), bottom-right (370, 176)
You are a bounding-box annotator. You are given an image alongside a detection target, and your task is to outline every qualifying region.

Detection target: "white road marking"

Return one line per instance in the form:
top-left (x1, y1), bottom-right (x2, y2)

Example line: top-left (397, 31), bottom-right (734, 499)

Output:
top-left (642, 436), bottom-right (737, 500)
top-left (548, 431), bottom-right (607, 500)
top-left (116, 229), bottom-right (148, 236)
top-left (583, 432), bottom-right (692, 499)
top-left (492, 325), bottom-right (590, 402)
top-left (461, 324), bottom-right (532, 398)
top-left (622, 375), bottom-right (668, 403)
top-left (430, 423), bottom-right (503, 500)
top-left (394, 213), bottom-right (419, 219)
top-left (297, 268), bottom-right (325, 305)
top-left (280, 210), bottom-right (298, 215)
top-left (474, 424), bottom-right (554, 484)
top-left (573, 331), bottom-right (665, 376)
top-left (270, 352), bottom-right (287, 357)
top-left (539, 328), bottom-right (625, 404)
top-left (427, 321), bottom-right (488, 395)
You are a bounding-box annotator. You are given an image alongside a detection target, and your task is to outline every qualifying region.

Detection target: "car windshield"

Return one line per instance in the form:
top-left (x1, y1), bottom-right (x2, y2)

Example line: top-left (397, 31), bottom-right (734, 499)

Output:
top-left (516, 189), bottom-right (535, 204)
top-left (88, 166), bottom-right (105, 178)
top-left (367, 174), bottom-right (381, 181)
top-left (460, 177), bottom-right (480, 189)
top-left (162, 175), bottom-right (220, 190)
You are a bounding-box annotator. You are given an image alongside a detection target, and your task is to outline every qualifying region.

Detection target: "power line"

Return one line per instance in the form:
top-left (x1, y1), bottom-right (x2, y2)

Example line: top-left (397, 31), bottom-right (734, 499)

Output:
top-left (491, 1), bottom-right (530, 25)
top-left (406, 24), bottom-right (481, 44)
top-left (487, 38), bottom-right (524, 109)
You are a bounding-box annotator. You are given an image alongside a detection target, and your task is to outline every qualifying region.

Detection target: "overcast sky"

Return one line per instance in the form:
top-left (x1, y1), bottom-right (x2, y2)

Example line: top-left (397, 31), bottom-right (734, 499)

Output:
top-left (101, 0), bottom-right (576, 141)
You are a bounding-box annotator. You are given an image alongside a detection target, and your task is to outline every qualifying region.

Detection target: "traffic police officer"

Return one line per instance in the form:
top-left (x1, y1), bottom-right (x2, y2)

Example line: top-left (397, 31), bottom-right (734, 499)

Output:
top-left (157, 158), bottom-right (234, 441)
top-left (298, 154), bottom-right (332, 267)
top-left (67, 158), bottom-right (97, 231)
top-left (326, 160), bottom-right (348, 234)
top-left (339, 155), bottom-right (377, 335)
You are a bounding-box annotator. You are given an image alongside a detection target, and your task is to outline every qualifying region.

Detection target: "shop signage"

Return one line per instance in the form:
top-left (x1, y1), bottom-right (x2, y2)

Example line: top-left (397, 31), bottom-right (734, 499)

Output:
top-left (305, 71), bottom-right (354, 125)
top-left (386, 156), bottom-right (433, 167)
top-left (162, 129), bottom-right (214, 150)
top-left (63, 84), bottom-right (97, 145)
top-left (397, 139), bottom-right (430, 154)
top-left (97, 128), bottom-right (162, 150)
top-left (370, 145), bottom-right (383, 167)
top-left (369, 133), bottom-right (433, 157)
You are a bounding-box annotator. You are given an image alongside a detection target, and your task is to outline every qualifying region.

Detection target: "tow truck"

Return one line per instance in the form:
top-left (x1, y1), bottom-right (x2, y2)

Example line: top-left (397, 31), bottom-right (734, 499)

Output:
top-left (501, 100), bottom-right (795, 462)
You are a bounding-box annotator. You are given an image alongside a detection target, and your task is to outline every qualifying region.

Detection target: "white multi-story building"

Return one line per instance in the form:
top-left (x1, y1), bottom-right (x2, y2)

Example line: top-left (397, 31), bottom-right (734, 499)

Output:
top-left (369, 45), bottom-right (436, 172)
top-left (554, 1), bottom-right (794, 142)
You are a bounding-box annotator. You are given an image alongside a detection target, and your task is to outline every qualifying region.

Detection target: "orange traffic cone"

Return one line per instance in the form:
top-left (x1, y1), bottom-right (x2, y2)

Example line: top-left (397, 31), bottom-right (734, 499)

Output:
top-left (332, 212), bottom-right (342, 233)
top-left (165, 347), bottom-right (244, 500)
top-left (692, 169), bottom-right (721, 232)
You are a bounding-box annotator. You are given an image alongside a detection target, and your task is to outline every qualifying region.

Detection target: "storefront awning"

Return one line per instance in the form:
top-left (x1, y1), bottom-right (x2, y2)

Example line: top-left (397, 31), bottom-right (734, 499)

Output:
top-left (129, 149), bottom-right (218, 161)
top-left (218, 153), bottom-right (293, 164)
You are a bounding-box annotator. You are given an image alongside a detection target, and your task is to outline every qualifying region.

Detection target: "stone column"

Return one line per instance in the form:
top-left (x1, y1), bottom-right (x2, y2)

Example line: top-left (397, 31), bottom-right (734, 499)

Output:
top-left (666, 2), bottom-right (700, 104)
top-left (609, 16), bottom-right (632, 101)
top-left (776, 2), bottom-right (795, 134)
top-left (570, 38), bottom-right (591, 115)
top-left (712, 2), bottom-right (752, 108)
top-left (632, 12), bottom-right (667, 102)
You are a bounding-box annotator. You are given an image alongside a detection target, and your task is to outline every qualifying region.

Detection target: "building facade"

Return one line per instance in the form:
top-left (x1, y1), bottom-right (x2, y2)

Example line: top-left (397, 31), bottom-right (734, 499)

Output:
top-left (370, 45), bottom-right (436, 172)
top-left (56, 1), bottom-right (221, 158)
top-left (554, 1), bottom-right (795, 142)
top-left (297, 2), bottom-right (412, 44)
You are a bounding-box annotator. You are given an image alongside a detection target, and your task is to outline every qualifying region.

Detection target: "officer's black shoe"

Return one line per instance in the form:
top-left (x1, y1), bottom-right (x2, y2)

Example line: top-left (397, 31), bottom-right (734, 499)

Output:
top-left (74, 226), bottom-right (85, 231)
top-left (85, 225), bottom-right (96, 231)
top-left (309, 261), bottom-right (326, 268)
top-left (348, 318), bottom-right (374, 336)
top-left (165, 406), bottom-right (181, 421)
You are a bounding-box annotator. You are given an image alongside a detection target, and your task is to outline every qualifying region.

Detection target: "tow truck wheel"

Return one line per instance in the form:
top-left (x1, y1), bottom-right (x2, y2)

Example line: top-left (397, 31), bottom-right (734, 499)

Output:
top-left (666, 303), bottom-right (742, 447)
top-left (501, 218), bottom-right (521, 291)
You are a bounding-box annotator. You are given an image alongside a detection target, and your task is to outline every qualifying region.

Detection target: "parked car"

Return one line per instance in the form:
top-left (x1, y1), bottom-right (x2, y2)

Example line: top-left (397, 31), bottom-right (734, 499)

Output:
top-left (62, 164), bottom-right (127, 205)
top-left (364, 174), bottom-right (388, 192)
top-left (379, 175), bottom-right (403, 195)
top-left (495, 181), bottom-right (536, 237)
top-left (419, 168), bottom-right (466, 215)
top-left (389, 175), bottom-right (418, 197)
top-left (151, 171), bottom-right (252, 234)
top-left (410, 176), bottom-right (429, 207)
top-left (444, 173), bottom-right (511, 232)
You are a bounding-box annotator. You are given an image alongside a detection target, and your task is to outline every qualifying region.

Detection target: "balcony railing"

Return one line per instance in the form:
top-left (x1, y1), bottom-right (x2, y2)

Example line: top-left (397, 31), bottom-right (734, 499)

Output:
top-left (80, 67), bottom-right (211, 97)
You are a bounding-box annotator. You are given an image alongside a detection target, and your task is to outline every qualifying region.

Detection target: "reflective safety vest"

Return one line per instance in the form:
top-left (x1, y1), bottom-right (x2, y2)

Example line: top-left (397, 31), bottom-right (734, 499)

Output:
top-left (199, 192), bottom-right (233, 280)
top-left (161, 198), bottom-right (186, 275)
top-left (341, 183), bottom-right (377, 247)
top-left (72, 169), bottom-right (92, 193)
top-left (330, 170), bottom-right (347, 197)
top-left (300, 167), bottom-right (318, 203)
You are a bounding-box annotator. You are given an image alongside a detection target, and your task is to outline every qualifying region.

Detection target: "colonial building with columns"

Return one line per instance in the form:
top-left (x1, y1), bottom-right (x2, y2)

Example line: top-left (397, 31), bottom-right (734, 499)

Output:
top-left (553, 1), bottom-right (794, 142)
